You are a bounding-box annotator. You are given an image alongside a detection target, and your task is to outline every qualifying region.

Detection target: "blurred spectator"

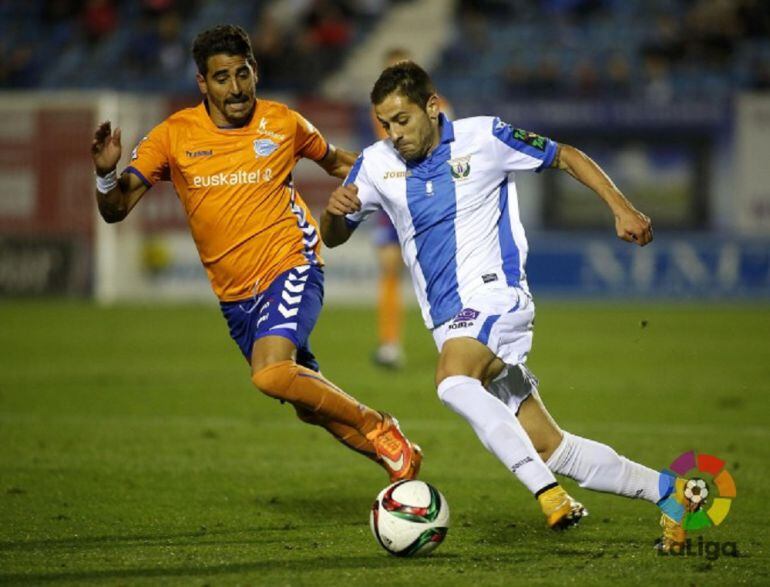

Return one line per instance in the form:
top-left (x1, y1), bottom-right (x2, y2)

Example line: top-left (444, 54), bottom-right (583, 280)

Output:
top-left (736, 0), bottom-right (770, 39)
top-left (157, 12), bottom-right (186, 75)
top-left (642, 52), bottom-right (674, 104)
top-left (0, 42), bottom-right (38, 88)
top-left (82, 0), bottom-right (117, 45)
top-left (0, 0), bottom-right (767, 98)
top-left (459, 0), bottom-right (516, 19)
top-left (126, 16), bottom-right (161, 75)
top-left (529, 56), bottom-right (561, 98)
top-left (305, 0), bottom-right (354, 50)
top-left (501, 63), bottom-right (531, 99)
top-left (604, 52), bottom-right (632, 99)
top-left (748, 56), bottom-right (770, 91)
top-left (251, 12), bottom-right (288, 85)
top-left (142, 0), bottom-right (176, 17)
top-left (43, 0), bottom-right (82, 23)
top-left (683, 0), bottom-right (740, 67)
top-left (642, 15), bottom-right (685, 65)
top-left (572, 58), bottom-right (601, 98)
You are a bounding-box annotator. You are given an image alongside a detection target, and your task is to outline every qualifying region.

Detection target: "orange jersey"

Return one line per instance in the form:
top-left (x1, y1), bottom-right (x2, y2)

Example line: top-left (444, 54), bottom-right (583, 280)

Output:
top-left (370, 95), bottom-right (454, 140)
top-left (127, 100), bottom-right (327, 301)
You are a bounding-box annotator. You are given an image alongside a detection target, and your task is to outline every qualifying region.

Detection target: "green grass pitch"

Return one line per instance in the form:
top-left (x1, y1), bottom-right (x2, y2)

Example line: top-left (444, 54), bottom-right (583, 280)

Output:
top-left (1, 301), bottom-right (769, 585)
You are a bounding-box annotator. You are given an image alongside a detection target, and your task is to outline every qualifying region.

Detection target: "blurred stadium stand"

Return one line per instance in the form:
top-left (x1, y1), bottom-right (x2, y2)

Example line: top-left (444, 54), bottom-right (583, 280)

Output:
top-left (434, 0), bottom-right (770, 101)
top-left (0, 0), bottom-right (768, 302)
top-left (3, 1), bottom-right (768, 97)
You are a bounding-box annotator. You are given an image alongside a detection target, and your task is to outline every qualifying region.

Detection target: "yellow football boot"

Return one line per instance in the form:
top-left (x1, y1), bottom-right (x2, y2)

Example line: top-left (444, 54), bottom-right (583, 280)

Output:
top-left (537, 485), bottom-right (588, 530)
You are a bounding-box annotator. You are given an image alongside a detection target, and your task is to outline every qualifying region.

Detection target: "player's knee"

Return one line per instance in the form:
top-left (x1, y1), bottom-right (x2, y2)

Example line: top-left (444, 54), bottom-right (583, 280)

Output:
top-left (251, 360), bottom-right (296, 400)
top-left (435, 364), bottom-right (483, 388)
top-left (435, 343), bottom-right (489, 387)
top-left (436, 374), bottom-right (472, 408)
top-left (435, 357), bottom-right (468, 387)
top-left (536, 431), bottom-right (564, 462)
top-left (434, 366), bottom-right (450, 388)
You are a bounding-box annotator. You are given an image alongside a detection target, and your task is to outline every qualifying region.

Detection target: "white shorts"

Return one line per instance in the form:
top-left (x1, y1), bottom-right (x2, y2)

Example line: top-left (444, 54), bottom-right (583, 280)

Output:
top-left (431, 285), bottom-right (539, 413)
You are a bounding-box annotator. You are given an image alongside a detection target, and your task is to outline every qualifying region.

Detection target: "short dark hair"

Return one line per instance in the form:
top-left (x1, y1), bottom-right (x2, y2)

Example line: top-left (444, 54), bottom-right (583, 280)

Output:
top-left (370, 61), bottom-right (436, 109)
top-left (192, 24), bottom-right (256, 76)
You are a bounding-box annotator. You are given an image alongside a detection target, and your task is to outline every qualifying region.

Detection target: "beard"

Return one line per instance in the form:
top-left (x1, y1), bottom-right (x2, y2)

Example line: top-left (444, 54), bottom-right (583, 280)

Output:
top-left (222, 95), bottom-right (255, 126)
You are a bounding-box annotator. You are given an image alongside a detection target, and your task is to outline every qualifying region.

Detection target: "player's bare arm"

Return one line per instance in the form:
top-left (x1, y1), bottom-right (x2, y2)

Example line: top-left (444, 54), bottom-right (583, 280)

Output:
top-left (551, 143), bottom-right (653, 246)
top-left (316, 145), bottom-right (359, 179)
top-left (320, 183), bottom-right (360, 247)
top-left (91, 121), bottom-right (148, 223)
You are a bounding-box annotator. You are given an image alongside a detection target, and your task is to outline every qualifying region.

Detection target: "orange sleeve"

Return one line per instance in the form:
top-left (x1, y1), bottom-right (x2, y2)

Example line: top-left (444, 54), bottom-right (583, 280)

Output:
top-left (292, 110), bottom-right (328, 162)
top-left (125, 121), bottom-right (171, 186)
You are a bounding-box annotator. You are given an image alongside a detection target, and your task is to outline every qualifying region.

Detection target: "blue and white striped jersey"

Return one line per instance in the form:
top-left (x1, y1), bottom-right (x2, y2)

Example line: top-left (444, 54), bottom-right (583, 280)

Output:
top-left (344, 114), bottom-right (557, 329)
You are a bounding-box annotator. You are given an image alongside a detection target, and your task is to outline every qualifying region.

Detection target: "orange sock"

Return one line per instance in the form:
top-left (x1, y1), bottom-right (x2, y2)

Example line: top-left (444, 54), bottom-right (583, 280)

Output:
top-left (294, 406), bottom-right (379, 462)
top-left (378, 272), bottom-right (402, 345)
top-left (252, 361), bottom-right (381, 434)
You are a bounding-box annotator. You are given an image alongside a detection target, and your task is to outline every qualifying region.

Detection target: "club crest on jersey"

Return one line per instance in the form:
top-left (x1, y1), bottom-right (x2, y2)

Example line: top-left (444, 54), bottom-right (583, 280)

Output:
top-left (253, 138), bottom-right (279, 157)
top-left (448, 155), bottom-right (471, 180)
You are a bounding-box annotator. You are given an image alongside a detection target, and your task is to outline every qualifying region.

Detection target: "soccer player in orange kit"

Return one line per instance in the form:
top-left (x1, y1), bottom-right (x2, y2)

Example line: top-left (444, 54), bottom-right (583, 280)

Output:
top-left (90, 24), bottom-right (421, 482)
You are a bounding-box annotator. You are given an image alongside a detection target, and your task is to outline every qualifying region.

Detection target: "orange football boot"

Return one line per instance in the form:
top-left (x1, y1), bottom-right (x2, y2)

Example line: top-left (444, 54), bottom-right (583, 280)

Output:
top-left (367, 413), bottom-right (422, 482)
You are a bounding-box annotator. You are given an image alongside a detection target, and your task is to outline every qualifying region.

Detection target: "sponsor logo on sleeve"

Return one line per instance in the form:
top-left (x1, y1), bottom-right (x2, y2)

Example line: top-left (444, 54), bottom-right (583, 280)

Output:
top-left (512, 128), bottom-right (547, 151)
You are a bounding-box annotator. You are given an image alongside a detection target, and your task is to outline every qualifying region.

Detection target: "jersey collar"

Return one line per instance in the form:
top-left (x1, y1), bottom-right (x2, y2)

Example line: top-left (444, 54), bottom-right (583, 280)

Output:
top-left (438, 113), bottom-right (455, 144)
top-left (200, 98), bottom-right (259, 132)
top-left (400, 113), bottom-right (455, 167)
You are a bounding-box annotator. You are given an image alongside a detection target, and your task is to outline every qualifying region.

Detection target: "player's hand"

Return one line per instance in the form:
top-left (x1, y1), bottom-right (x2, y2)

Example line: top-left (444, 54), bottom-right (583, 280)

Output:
top-left (326, 184), bottom-right (361, 216)
top-left (91, 121), bottom-right (122, 176)
top-left (615, 207), bottom-right (653, 246)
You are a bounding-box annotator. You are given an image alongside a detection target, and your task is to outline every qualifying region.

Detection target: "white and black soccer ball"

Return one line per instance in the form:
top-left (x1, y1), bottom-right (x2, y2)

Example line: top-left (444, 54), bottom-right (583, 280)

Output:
top-left (684, 478), bottom-right (709, 507)
top-left (370, 480), bottom-right (450, 557)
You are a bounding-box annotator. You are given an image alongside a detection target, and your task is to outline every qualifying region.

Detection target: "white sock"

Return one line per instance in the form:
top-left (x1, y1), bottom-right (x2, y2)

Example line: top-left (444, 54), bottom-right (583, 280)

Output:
top-left (546, 432), bottom-right (662, 503)
top-left (437, 375), bottom-right (557, 495)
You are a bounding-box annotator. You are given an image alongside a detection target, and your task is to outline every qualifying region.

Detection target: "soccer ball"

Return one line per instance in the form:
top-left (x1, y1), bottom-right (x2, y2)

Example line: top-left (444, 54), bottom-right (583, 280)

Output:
top-left (684, 478), bottom-right (709, 507)
top-left (369, 480), bottom-right (450, 557)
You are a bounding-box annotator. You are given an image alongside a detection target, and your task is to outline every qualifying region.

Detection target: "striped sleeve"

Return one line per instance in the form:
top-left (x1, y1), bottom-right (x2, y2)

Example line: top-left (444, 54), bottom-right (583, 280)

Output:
top-left (490, 117), bottom-right (557, 173)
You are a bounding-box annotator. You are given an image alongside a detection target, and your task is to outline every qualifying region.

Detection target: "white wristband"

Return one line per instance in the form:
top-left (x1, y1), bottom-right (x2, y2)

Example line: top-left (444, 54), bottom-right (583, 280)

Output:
top-left (96, 169), bottom-right (118, 194)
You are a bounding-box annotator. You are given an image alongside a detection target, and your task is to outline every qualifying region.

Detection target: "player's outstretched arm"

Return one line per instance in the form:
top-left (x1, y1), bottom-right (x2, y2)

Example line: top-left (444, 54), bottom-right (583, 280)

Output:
top-left (551, 143), bottom-right (653, 246)
top-left (316, 145), bottom-right (359, 179)
top-left (321, 184), bottom-right (361, 247)
top-left (91, 121), bottom-right (148, 223)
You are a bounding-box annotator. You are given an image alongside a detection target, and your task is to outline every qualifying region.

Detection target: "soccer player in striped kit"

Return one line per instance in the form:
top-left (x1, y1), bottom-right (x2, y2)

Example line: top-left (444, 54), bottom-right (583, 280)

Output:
top-left (369, 48), bottom-right (454, 370)
top-left (90, 25), bottom-right (422, 485)
top-left (322, 60), bottom-right (687, 551)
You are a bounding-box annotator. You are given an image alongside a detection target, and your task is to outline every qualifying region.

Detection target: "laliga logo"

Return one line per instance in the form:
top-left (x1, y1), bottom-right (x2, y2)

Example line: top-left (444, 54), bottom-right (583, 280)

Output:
top-left (658, 451), bottom-right (736, 531)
